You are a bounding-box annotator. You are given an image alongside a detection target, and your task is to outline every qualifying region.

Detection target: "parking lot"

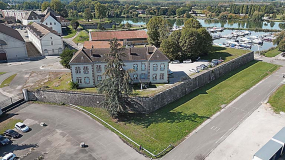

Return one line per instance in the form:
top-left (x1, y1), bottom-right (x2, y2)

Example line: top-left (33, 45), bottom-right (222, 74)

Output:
top-left (0, 103), bottom-right (146, 160)
top-left (168, 61), bottom-right (209, 84)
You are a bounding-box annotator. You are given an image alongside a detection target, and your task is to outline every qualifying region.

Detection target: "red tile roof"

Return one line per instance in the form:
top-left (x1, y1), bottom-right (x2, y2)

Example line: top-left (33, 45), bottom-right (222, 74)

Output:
top-left (90, 30), bottom-right (148, 41)
top-left (83, 41), bottom-right (124, 49)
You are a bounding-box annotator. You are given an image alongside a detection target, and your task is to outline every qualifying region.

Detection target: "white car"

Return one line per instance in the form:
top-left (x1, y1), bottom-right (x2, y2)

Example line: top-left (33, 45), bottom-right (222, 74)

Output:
top-left (2, 153), bottom-right (17, 160)
top-left (15, 122), bottom-right (29, 132)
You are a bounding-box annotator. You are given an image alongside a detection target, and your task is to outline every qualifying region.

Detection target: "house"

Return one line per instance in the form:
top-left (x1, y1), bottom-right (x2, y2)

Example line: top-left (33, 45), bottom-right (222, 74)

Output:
top-left (89, 30), bottom-right (148, 46)
top-left (22, 11), bottom-right (41, 25)
top-left (0, 23), bottom-right (28, 61)
top-left (41, 12), bottom-right (62, 35)
top-left (69, 47), bottom-right (169, 88)
top-left (27, 22), bottom-right (63, 56)
top-left (56, 16), bottom-right (70, 27)
top-left (83, 41), bottom-right (123, 49)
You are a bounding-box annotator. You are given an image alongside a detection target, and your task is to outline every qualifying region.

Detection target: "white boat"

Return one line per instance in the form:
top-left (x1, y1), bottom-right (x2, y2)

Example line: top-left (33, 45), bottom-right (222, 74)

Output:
top-left (239, 43), bottom-right (251, 48)
top-left (213, 27), bottom-right (224, 32)
top-left (240, 37), bottom-right (252, 43)
top-left (244, 31), bottom-right (251, 35)
top-left (252, 38), bottom-right (263, 44)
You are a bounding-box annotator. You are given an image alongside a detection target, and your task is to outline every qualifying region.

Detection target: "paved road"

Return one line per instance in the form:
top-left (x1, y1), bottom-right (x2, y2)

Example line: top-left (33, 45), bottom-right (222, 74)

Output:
top-left (162, 62), bottom-right (285, 160)
top-left (1, 103), bottom-right (147, 160)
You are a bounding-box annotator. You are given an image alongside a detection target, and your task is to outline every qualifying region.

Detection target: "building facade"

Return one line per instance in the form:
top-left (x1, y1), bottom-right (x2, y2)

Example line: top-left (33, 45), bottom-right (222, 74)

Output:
top-left (27, 22), bottom-right (63, 56)
top-left (69, 47), bottom-right (169, 88)
top-left (1, 10), bottom-right (28, 21)
top-left (0, 23), bottom-right (28, 61)
top-left (22, 11), bottom-right (42, 25)
top-left (41, 12), bottom-right (62, 35)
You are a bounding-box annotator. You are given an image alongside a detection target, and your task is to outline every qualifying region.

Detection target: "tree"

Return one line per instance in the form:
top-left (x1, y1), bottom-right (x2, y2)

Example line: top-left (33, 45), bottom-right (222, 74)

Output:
top-left (70, 20), bottom-right (79, 30)
top-left (197, 28), bottom-right (212, 56)
top-left (98, 38), bottom-right (133, 117)
top-left (0, 2), bottom-right (7, 10)
top-left (97, 23), bottom-right (103, 30)
top-left (251, 11), bottom-right (264, 21)
top-left (60, 49), bottom-right (77, 68)
top-left (274, 30), bottom-right (285, 45)
top-left (125, 22), bottom-right (132, 29)
top-left (41, 1), bottom-right (50, 11)
top-left (179, 28), bottom-right (199, 60)
top-left (147, 16), bottom-right (170, 47)
top-left (50, 0), bottom-right (62, 13)
top-left (95, 2), bottom-right (107, 21)
top-left (278, 39), bottom-right (285, 52)
top-left (184, 18), bottom-right (202, 29)
top-left (84, 8), bottom-right (92, 22)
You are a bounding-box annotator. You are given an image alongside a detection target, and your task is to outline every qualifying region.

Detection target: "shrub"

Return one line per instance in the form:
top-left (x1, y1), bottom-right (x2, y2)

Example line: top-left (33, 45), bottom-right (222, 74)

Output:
top-left (69, 81), bottom-right (79, 89)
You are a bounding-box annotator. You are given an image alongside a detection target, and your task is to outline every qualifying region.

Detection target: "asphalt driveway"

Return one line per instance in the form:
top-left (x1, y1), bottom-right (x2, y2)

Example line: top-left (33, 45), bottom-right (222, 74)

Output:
top-left (0, 103), bottom-right (146, 160)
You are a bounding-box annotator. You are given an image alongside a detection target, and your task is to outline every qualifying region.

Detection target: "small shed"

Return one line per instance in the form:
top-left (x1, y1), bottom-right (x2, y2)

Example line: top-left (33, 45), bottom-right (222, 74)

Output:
top-left (272, 127), bottom-right (285, 154)
top-left (253, 140), bottom-right (283, 160)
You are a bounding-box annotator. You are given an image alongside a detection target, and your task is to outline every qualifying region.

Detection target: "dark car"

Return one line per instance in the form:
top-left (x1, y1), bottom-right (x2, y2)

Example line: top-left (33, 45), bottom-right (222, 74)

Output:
top-left (4, 129), bottom-right (20, 138)
top-left (0, 135), bottom-right (11, 146)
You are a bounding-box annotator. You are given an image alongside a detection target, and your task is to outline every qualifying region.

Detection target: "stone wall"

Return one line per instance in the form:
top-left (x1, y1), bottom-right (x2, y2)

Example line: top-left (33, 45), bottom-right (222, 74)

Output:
top-left (80, 22), bottom-right (116, 30)
top-left (27, 52), bottom-right (254, 113)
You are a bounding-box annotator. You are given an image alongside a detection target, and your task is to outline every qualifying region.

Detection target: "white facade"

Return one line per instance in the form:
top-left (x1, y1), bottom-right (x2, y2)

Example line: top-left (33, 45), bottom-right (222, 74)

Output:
top-left (41, 15), bottom-right (62, 35)
top-left (0, 32), bottom-right (27, 61)
top-left (70, 61), bottom-right (169, 88)
top-left (2, 10), bottom-right (27, 21)
top-left (23, 19), bottom-right (41, 26)
top-left (27, 30), bottom-right (63, 56)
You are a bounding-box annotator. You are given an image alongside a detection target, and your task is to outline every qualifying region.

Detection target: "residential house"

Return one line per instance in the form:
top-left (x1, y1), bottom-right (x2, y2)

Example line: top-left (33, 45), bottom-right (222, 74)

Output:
top-left (41, 12), bottom-right (62, 35)
top-left (27, 22), bottom-right (63, 56)
top-left (83, 41), bottom-right (123, 49)
top-left (89, 30), bottom-right (148, 46)
top-left (0, 23), bottom-right (28, 61)
top-left (22, 11), bottom-right (41, 25)
top-left (69, 47), bottom-right (169, 88)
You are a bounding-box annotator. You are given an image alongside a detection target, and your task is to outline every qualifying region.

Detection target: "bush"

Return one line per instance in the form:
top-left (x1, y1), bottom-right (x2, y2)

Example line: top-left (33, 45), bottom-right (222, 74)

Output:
top-left (60, 48), bottom-right (77, 68)
top-left (69, 81), bottom-right (79, 89)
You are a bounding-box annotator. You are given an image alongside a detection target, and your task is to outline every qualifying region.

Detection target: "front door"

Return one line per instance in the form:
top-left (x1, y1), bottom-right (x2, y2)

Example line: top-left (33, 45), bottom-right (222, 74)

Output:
top-left (0, 53), bottom-right (7, 61)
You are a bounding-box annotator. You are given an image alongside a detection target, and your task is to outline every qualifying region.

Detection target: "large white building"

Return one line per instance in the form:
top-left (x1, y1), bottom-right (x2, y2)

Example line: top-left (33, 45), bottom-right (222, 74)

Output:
top-left (41, 12), bottom-right (62, 35)
top-left (1, 10), bottom-right (28, 21)
top-left (0, 23), bottom-right (28, 61)
top-left (69, 47), bottom-right (170, 88)
top-left (22, 11), bottom-right (42, 25)
top-left (27, 22), bottom-right (63, 56)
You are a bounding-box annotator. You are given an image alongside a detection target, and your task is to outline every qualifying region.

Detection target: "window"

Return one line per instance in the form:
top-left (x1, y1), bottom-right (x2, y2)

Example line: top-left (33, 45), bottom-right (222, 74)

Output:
top-left (54, 22), bottom-right (56, 25)
top-left (76, 77), bottom-right (82, 84)
top-left (153, 64), bottom-right (158, 71)
top-left (83, 66), bottom-right (89, 74)
top-left (58, 48), bottom-right (62, 54)
top-left (104, 65), bottom-right (107, 71)
top-left (141, 63), bottom-right (146, 71)
top-left (52, 49), bottom-right (54, 53)
top-left (160, 73), bottom-right (164, 80)
top-left (50, 37), bottom-right (52, 39)
top-left (51, 41), bottom-right (53, 45)
top-left (75, 67), bottom-right (81, 74)
top-left (133, 74), bottom-right (138, 80)
top-left (96, 65), bottom-right (102, 73)
top-left (46, 23), bottom-right (48, 25)
top-left (133, 64), bottom-right (138, 71)
top-left (44, 49), bottom-right (48, 54)
top-left (160, 63), bottom-right (165, 71)
top-left (152, 74), bottom-right (157, 81)
top-left (97, 75), bottom-right (102, 82)
top-left (140, 73), bottom-right (146, 79)
top-left (50, 22), bottom-right (52, 25)
top-left (84, 77), bottom-right (90, 84)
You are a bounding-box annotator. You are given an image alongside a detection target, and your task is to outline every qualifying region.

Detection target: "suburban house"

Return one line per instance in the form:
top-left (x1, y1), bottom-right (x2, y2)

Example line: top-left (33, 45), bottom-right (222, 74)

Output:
top-left (83, 41), bottom-right (123, 49)
top-left (0, 23), bottom-right (28, 61)
top-left (69, 47), bottom-right (169, 88)
top-left (27, 22), bottom-right (63, 56)
top-left (22, 11), bottom-right (42, 25)
top-left (89, 30), bottom-right (148, 46)
top-left (41, 12), bottom-right (62, 35)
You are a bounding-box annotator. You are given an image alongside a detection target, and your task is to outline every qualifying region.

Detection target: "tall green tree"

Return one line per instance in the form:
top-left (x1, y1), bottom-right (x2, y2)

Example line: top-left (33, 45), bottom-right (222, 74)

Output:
top-left (179, 28), bottom-right (199, 59)
top-left (184, 18), bottom-right (202, 29)
top-left (98, 38), bottom-right (133, 117)
top-left (71, 20), bottom-right (79, 30)
top-left (146, 16), bottom-right (170, 47)
top-left (274, 30), bottom-right (285, 45)
top-left (60, 49), bottom-right (77, 69)
top-left (197, 28), bottom-right (212, 56)
top-left (161, 30), bottom-right (182, 60)
top-left (84, 8), bottom-right (92, 22)
top-left (95, 2), bottom-right (107, 21)
top-left (41, 1), bottom-right (50, 11)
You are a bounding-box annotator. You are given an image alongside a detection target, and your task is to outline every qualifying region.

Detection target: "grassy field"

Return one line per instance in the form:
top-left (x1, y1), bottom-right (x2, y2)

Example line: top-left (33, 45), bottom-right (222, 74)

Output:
top-left (268, 84), bottom-right (285, 113)
top-left (0, 118), bottom-right (22, 134)
top-left (0, 74), bottom-right (17, 88)
top-left (0, 72), bottom-right (6, 75)
top-left (63, 26), bottom-right (77, 38)
top-left (202, 46), bottom-right (249, 62)
top-left (264, 48), bottom-right (282, 57)
top-left (79, 61), bottom-right (278, 156)
top-left (73, 30), bottom-right (89, 43)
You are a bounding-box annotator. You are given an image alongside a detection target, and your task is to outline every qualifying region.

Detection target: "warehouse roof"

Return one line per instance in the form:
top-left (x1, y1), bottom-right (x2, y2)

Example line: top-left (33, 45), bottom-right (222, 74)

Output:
top-left (272, 127), bottom-right (285, 144)
top-left (254, 140), bottom-right (283, 160)
top-left (27, 22), bottom-right (59, 38)
top-left (24, 11), bottom-right (41, 20)
top-left (83, 41), bottom-right (123, 49)
top-left (90, 30), bottom-right (148, 41)
top-left (0, 23), bottom-right (24, 42)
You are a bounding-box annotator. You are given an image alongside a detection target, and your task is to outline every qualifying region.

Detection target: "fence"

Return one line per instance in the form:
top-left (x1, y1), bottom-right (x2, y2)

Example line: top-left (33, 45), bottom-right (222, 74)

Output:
top-left (0, 93), bottom-right (24, 112)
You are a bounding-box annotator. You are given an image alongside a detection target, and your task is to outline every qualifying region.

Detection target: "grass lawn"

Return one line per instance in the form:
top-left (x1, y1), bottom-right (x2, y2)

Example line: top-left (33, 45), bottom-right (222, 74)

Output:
top-left (202, 46), bottom-right (249, 62)
top-left (0, 118), bottom-right (22, 134)
top-left (63, 25), bottom-right (77, 38)
top-left (79, 61), bottom-right (279, 157)
top-left (268, 84), bottom-right (285, 113)
top-left (0, 74), bottom-right (17, 88)
top-left (264, 48), bottom-right (282, 57)
top-left (73, 30), bottom-right (89, 44)
top-left (0, 72), bottom-right (6, 75)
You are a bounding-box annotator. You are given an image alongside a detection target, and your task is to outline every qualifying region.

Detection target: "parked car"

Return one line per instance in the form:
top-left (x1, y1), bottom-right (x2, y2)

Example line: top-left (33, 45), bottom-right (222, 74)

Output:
top-left (200, 64), bottom-right (208, 70)
top-left (2, 153), bottom-right (17, 160)
top-left (211, 59), bottom-right (220, 65)
top-left (196, 66), bottom-right (202, 72)
top-left (168, 69), bottom-right (173, 75)
top-left (171, 60), bottom-right (180, 64)
top-left (4, 129), bottom-right (20, 138)
top-left (183, 59), bottom-right (192, 63)
top-left (189, 69), bottom-right (196, 73)
top-left (0, 135), bottom-right (11, 146)
top-left (15, 122), bottom-right (29, 132)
